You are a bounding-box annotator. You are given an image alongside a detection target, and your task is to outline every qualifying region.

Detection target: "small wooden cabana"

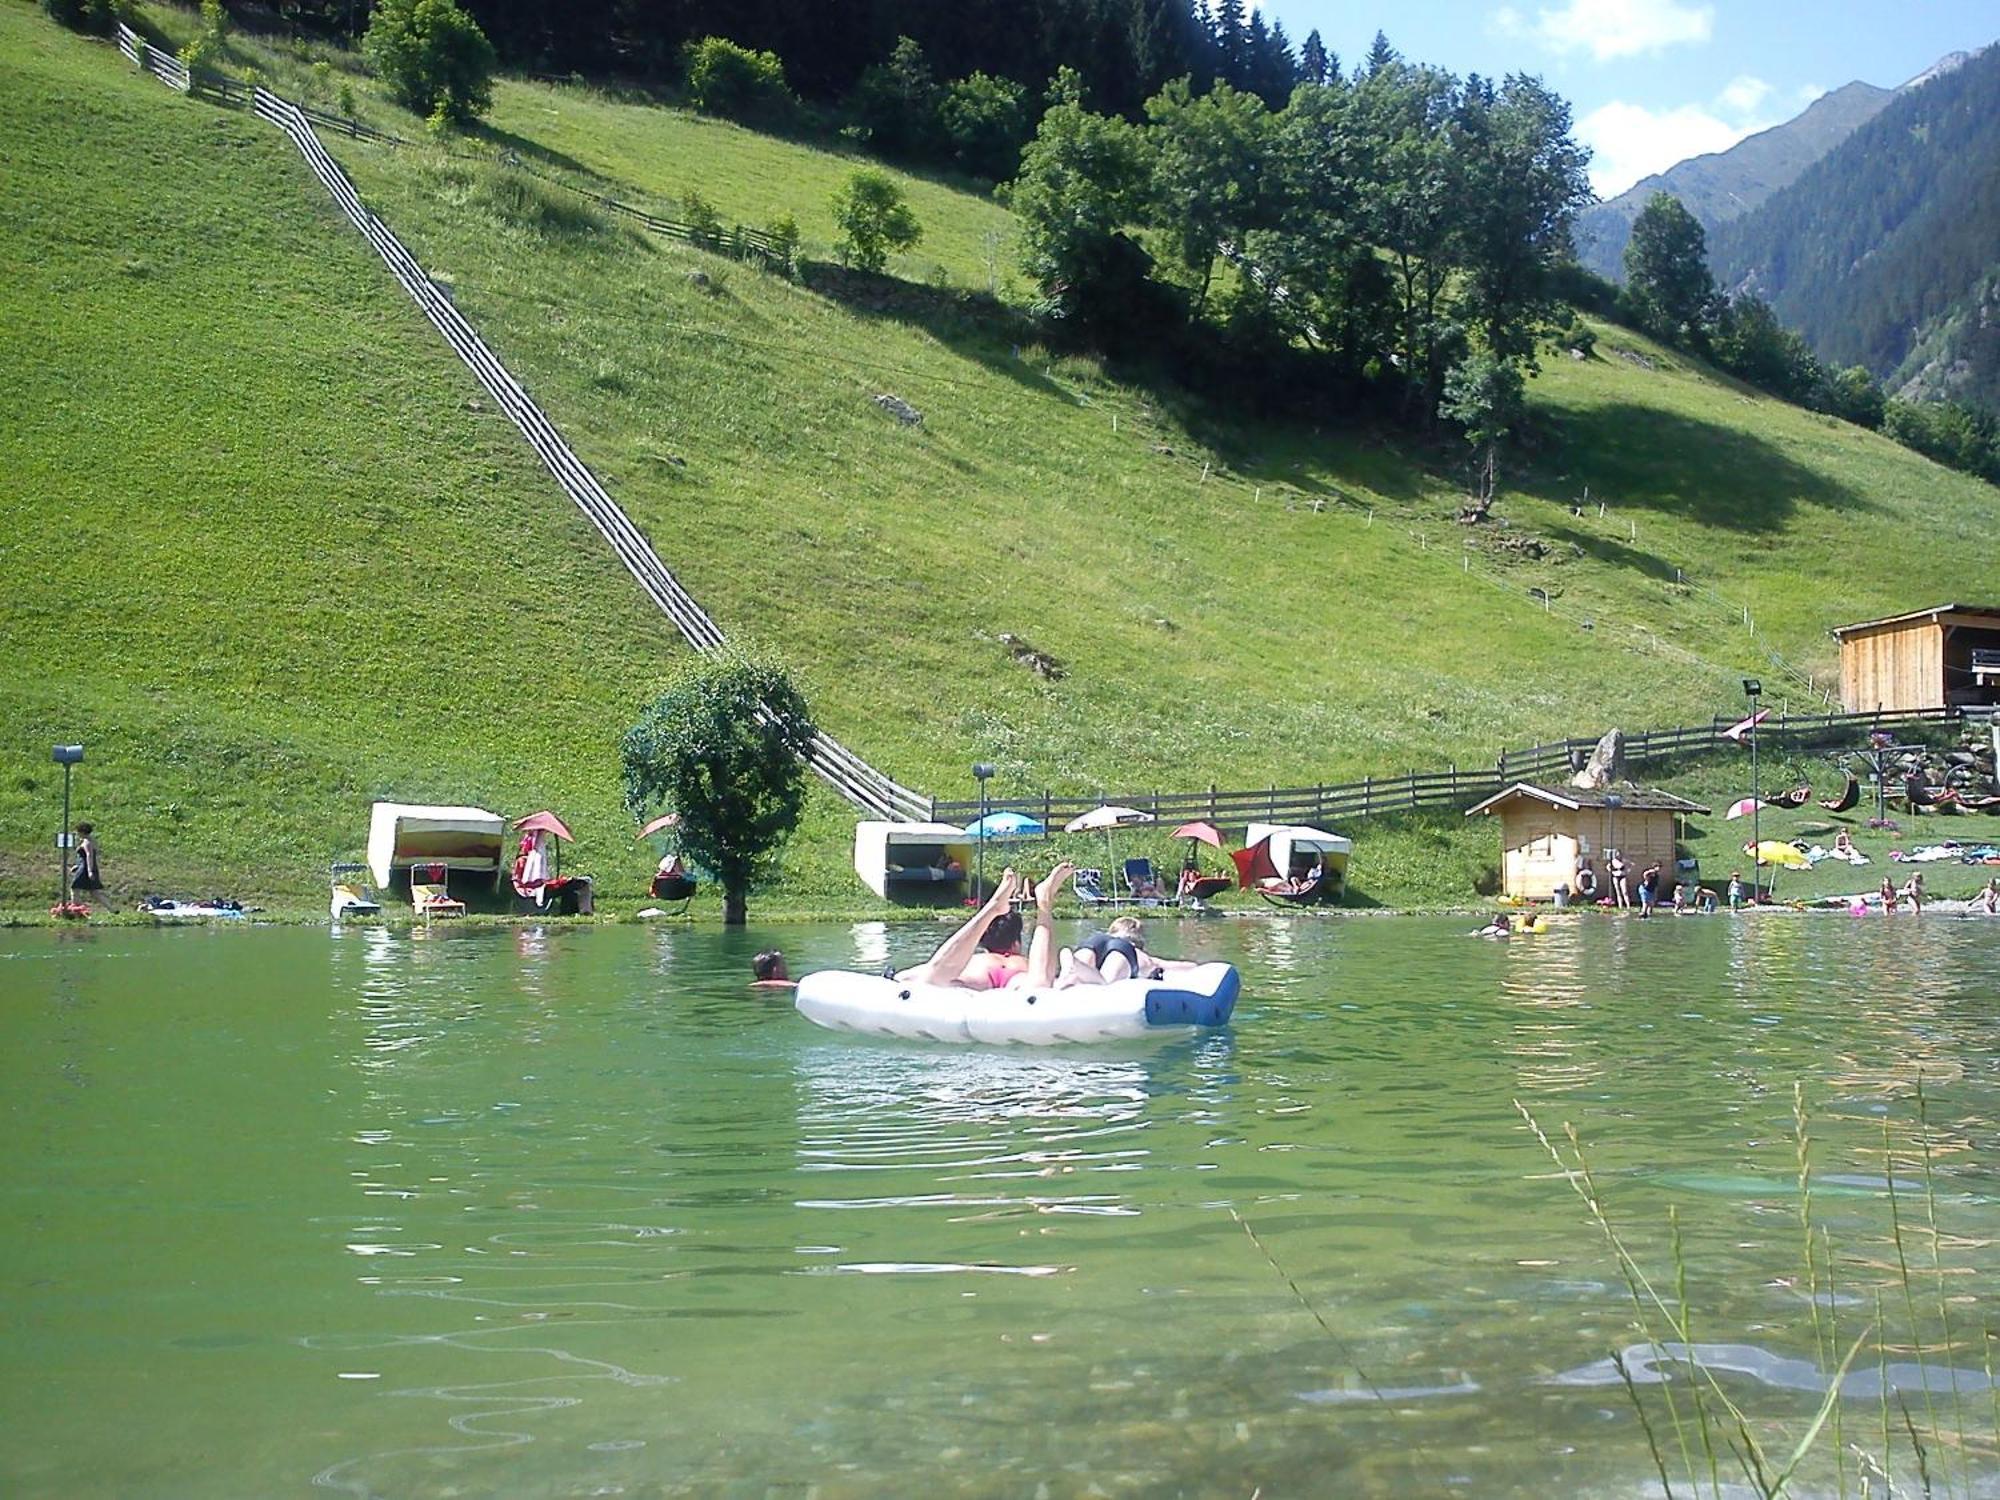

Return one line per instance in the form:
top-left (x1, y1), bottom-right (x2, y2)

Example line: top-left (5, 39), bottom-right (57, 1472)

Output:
top-left (1465, 784), bottom-right (1709, 902)
top-left (1832, 604), bottom-right (2000, 713)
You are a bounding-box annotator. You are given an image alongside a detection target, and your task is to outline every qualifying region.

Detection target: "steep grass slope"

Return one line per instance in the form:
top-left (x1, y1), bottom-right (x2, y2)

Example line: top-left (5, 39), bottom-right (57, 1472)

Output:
top-left (4, 5), bottom-right (1995, 910)
top-left (0, 6), bottom-right (687, 902)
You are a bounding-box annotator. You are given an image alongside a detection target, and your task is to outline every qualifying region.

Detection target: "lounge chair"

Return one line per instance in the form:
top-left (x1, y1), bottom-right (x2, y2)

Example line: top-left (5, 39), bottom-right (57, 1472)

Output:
top-left (1766, 783), bottom-right (1813, 810)
top-left (1072, 867), bottom-right (1117, 907)
top-left (410, 861), bottom-right (466, 918)
top-left (329, 862), bottom-right (382, 918)
top-left (1177, 866), bottom-right (1232, 904)
top-left (1122, 857), bottom-right (1167, 904)
top-left (1903, 776), bottom-right (1960, 812)
top-left (1817, 774), bottom-right (1859, 813)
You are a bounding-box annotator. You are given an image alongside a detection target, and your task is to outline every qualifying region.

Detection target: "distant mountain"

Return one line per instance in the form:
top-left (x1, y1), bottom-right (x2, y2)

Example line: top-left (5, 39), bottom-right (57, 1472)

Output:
top-left (1710, 42), bottom-right (2000, 411)
top-left (1574, 80), bottom-right (1893, 281)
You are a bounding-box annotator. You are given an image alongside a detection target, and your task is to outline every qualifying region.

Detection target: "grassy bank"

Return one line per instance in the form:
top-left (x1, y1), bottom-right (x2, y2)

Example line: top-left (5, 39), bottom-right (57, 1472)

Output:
top-left (3, 3), bottom-right (1996, 916)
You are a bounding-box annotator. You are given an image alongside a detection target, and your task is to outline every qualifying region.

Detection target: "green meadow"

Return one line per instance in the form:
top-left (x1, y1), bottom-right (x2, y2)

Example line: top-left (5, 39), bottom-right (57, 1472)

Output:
top-left (2, 2), bottom-right (1995, 915)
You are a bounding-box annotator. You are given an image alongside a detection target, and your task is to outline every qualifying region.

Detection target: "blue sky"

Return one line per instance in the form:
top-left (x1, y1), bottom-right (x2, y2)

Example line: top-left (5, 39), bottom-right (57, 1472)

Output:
top-left (1262, 1), bottom-right (1999, 195)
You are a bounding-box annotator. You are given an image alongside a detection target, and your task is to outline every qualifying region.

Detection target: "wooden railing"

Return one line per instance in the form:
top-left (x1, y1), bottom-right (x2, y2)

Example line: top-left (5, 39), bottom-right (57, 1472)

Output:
top-left (114, 23), bottom-right (926, 821)
top-left (928, 707), bottom-right (1958, 829)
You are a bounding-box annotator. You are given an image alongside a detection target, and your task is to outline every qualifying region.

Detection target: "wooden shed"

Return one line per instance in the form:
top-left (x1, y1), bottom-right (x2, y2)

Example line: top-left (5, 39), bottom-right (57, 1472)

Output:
top-left (1465, 784), bottom-right (1709, 902)
top-left (1832, 604), bottom-right (2000, 713)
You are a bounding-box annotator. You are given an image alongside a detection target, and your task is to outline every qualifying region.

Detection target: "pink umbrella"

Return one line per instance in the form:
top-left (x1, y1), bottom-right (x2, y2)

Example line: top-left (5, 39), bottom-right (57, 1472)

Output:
top-left (513, 810), bottom-right (575, 842)
top-left (636, 812), bottom-right (681, 841)
top-left (1725, 797), bottom-right (1767, 820)
top-left (1169, 820), bottom-right (1226, 849)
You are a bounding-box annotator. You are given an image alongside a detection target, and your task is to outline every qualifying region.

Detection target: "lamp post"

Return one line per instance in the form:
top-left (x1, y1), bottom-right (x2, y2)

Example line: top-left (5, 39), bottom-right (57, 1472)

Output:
top-left (971, 762), bottom-right (996, 900)
top-left (1742, 679), bottom-right (1762, 901)
top-left (52, 743), bottom-right (84, 908)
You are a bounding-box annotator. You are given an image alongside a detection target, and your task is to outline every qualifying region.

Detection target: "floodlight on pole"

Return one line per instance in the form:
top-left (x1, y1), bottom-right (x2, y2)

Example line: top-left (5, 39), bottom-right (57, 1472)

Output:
top-left (971, 763), bottom-right (996, 900)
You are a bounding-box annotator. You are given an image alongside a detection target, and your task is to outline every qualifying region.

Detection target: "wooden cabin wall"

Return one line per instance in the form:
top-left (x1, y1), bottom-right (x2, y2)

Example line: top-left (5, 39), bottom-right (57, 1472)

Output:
top-left (1500, 805), bottom-right (1686, 900)
top-left (1839, 621), bottom-right (1945, 712)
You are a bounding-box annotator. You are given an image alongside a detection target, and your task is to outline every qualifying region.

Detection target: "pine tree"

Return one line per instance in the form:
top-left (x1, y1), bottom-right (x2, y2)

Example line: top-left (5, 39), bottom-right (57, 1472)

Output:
top-left (1299, 28), bottom-right (1327, 86)
top-left (1363, 30), bottom-right (1397, 77)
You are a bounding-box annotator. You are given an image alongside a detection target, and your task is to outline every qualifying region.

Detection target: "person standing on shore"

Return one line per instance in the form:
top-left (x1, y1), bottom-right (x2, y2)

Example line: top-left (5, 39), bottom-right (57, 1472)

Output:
top-left (71, 822), bottom-right (103, 896)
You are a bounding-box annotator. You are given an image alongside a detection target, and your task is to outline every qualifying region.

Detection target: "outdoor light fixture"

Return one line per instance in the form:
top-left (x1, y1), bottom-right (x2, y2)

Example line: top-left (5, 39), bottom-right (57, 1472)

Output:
top-left (971, 762), bottom-right (997, 899)
top-left (51, 743), bottom-right (84, 910)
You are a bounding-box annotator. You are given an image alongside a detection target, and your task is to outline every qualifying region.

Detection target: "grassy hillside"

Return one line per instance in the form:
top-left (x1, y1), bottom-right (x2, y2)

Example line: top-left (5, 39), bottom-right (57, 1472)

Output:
top-left (3, 3), bottom-right (1996, 914)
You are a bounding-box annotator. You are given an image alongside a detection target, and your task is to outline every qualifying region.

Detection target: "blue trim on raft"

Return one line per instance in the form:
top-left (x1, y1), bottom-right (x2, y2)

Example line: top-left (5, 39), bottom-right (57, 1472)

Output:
top-left (1144, 965), bottom-right (1239, 1027)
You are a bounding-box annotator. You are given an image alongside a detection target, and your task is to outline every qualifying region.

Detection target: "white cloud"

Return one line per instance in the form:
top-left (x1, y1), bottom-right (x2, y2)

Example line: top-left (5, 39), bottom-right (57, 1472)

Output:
top-left (1716, 74), bottom-right (1771, 113)
top-left (1519, 0), bottom-right (1714, 62)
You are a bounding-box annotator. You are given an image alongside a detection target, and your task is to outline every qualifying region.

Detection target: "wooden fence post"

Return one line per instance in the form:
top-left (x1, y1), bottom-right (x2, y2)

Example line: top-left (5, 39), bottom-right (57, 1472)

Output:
top-left (1209, 784), bottom-right (1217, 823)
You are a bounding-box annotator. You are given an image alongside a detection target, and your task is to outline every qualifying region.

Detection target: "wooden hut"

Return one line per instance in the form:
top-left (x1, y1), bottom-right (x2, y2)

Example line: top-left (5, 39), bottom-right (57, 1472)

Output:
top-left (1831, 604), bottom-right (2000, 713)
top-left (1465, 784), bottom-right (1709, 902)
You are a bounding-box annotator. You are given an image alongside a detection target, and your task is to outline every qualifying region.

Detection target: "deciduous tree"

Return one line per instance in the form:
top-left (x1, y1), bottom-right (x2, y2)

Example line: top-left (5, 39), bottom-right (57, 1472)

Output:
top-left (619, 653), bottom-right (816, 926)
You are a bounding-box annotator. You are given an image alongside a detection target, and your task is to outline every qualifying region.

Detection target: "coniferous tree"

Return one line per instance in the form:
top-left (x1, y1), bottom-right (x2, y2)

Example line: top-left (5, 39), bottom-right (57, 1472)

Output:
top-left (1363, 30), bottom-right (1397, 78)
top-left (1298, 28), bottom-right (1328, 86)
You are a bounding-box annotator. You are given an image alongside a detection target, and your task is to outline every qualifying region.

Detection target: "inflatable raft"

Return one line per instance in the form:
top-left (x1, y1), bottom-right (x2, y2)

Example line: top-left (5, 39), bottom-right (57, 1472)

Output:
top-left (795, 962), bottom-right (1240, 1045)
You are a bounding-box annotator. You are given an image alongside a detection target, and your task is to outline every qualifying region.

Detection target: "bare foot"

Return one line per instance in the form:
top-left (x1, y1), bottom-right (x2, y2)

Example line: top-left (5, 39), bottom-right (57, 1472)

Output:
top-left (1035, 862), bottom-right (1075, 909)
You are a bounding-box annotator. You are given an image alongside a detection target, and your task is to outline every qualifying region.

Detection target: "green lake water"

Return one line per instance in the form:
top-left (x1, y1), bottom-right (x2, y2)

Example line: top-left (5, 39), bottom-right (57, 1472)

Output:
top-left (4, 914), bottom-right (1999, 1497)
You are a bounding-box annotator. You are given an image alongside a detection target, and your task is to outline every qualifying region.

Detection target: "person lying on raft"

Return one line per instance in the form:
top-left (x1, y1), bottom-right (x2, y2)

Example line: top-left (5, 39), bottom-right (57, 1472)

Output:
top-left (896, 869), bottom-right (1032, 989)
top-left (1064, 915), bottom-right (1202, 984)
top-left (1470, 913), bottom-right (1513, 939)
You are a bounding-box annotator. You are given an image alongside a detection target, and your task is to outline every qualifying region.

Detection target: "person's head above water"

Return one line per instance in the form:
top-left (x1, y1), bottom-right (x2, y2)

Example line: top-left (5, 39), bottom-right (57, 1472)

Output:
top-left (752, 950), bottom-right (788, 982)
top-left (980, 911), bottom-right (1023, 954)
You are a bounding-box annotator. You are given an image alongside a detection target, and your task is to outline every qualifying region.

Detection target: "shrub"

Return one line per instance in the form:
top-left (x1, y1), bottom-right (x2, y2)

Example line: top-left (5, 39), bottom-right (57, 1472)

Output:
top-left (178, 0), bottom-right (227, 75)
top-left (41, 0), bottom-right (119, 36)
top-left (681, 36), bottom-right (792, 124)
top-left (363, 0), bottom-right (495, 127)
top-left (831, 169), bottom-right (922, 274)
top-left (764, 213), bottom-right (801, 275)
top-left (680, 189), bottom-right (722, 249)
top-left (941, 71), bottom-right (1030, 180)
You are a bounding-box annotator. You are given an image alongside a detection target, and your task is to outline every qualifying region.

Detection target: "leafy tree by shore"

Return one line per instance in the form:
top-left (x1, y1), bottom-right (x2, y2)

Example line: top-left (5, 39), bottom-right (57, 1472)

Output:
top-left (620, 654), bottom-right (817, 926)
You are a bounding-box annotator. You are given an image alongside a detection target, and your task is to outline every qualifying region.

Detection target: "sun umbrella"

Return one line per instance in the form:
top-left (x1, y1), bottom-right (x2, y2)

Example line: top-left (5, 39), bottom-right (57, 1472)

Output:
top-left (1747, 840), bottom-right (1808, 868)
top-left (635, 812), bottom-right (681, 842)
top-left (1169, 820), bottom-right (1225, 849)
top-left (1724, 797), bottom-right (1767, 820)
top-left (961, 811), bottom-right (1044, 840)
top-left (514, 809), bottom-right (575, 842)
top-left (1064, 805), bottom-right (1154, 833)
top-left (1065, 804), bottom-right (1154, 872)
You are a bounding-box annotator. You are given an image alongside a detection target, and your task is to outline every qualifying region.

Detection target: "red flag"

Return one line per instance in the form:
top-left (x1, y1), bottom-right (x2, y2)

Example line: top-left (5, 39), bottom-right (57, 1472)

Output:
top-left (1721, 709), bottom-right (1769, 743)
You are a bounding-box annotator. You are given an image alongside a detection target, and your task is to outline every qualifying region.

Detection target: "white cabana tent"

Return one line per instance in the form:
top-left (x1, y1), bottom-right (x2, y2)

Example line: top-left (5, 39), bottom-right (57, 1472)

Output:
top-left (367, 802), bottom-right (508, 890)
top-left (1245, 823), bottom-right (1352, 884)
top-left (854, 821), bottom-right (974, 903)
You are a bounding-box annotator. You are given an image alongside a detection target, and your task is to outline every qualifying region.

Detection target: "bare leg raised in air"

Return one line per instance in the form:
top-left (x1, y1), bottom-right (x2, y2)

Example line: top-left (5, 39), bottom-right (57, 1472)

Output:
top-left (898, 869), bottom-right (1021, 987)
top-left (1015, 863), bottom-right (1074, 989)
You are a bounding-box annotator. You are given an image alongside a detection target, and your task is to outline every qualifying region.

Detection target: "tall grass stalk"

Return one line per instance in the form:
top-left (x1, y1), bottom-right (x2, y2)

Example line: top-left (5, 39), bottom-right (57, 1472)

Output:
top-left (1914, 1079), bottom-right (1971, 1493)
top-left (1883, 1117), bottom-right (1948, 1495)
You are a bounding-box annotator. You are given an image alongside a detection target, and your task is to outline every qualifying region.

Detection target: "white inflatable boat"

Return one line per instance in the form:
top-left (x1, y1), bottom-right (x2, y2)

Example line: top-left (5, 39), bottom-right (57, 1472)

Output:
top-left (794, 962), bottom-right (1240, 1045)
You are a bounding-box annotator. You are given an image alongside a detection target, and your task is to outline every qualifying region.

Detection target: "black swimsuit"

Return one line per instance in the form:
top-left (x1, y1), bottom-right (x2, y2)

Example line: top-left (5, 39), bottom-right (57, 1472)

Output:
top-left (1078, 932), bottom-right (1141, 972)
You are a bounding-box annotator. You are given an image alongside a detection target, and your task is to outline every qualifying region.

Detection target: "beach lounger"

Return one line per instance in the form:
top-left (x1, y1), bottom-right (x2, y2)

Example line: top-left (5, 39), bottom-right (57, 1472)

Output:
top-left (410, 862), bottom-right (466, 918)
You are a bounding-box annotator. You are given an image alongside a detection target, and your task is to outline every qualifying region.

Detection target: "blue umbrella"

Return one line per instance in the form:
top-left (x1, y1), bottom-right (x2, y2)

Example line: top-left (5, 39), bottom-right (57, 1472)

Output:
top-left (961, 811), bottom-right (1045, 840)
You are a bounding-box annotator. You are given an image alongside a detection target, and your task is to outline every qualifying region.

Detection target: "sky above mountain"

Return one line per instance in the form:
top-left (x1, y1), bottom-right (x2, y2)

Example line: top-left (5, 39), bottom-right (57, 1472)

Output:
top-left (1266, 0), bottom-right (1996, 196)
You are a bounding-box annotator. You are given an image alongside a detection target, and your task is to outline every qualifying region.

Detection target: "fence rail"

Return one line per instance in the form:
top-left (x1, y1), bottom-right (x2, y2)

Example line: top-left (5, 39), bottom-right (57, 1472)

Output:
top-left (929, 707), bottom-right (1958, 830)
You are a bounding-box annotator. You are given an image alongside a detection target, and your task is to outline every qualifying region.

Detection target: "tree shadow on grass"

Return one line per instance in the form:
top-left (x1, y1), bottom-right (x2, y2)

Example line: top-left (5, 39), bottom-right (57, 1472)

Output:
top-left (798, 261), bottom-right (1069, 400)
top-left (1526, 401), bottom-right (1876, 531)
top-left (1537, 523), bottom-right (1684, 584)
top-left (466, 123), bottom-right (611, 188)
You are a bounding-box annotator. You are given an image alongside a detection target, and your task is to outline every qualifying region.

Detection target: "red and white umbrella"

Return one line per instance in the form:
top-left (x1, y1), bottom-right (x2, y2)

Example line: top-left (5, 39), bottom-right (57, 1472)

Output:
top-left (1724, 797), bottom-right (1767, 820)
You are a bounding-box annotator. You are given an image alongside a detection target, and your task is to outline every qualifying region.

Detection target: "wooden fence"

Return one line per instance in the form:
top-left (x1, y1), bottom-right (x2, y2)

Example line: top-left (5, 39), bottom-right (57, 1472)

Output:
top-left (928, 706), bottom-right (1959, 830)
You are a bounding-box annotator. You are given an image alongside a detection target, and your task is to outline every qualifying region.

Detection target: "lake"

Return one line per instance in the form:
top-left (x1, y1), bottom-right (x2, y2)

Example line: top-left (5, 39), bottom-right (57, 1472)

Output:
top-left (4, 913), bottom-right (1998, 1497)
